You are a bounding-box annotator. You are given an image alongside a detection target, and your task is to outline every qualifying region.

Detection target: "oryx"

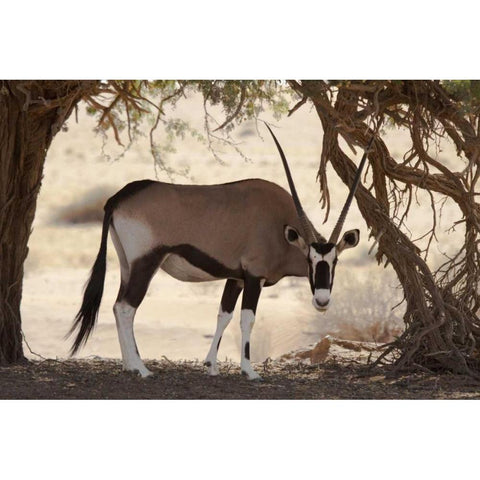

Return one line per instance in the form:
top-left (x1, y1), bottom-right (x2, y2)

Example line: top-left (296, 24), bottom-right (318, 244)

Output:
top-left (69, 126), bottom-right (370, 380)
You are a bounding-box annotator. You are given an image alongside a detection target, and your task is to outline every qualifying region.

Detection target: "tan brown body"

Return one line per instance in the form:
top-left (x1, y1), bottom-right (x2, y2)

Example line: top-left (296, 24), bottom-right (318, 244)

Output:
top-left (111, 179), bottom-right (310, 284)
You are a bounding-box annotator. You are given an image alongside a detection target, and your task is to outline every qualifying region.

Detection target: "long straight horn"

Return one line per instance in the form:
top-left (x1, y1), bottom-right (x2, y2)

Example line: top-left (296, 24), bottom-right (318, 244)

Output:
top-left (265, 123), bottom-right (317, 243)
top-left (328, 135), bottom-right (375, 244)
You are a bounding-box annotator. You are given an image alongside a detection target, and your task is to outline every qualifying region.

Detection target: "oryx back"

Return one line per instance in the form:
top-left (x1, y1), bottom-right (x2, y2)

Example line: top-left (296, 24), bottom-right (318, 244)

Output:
top-left (110, 179), bottom-right (307, 282)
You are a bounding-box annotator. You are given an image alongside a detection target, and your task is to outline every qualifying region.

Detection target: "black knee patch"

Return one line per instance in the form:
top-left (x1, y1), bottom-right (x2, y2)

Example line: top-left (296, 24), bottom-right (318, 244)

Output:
top-left (217, 336), bottom-right (222, 351)
top-left (244, 341), bottom-right (250, 360)
top-left (166, 244), bottom-right (242, 279)
top-left (241, 273), bottom-right (263, 314)
top-left (220, 279), bottom-right (243, 313)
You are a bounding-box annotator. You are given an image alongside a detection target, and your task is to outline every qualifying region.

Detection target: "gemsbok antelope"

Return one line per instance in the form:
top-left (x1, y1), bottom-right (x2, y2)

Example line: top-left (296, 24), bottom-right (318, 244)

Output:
top-left (69, 125), bottom-right (371, 380)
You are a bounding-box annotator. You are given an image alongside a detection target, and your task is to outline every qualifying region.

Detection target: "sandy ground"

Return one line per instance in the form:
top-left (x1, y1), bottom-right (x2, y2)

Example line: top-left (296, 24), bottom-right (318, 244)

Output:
top-left (20, 92), bottom-right (463, 367)
top-left (3, 354), bottom-right (480, 399)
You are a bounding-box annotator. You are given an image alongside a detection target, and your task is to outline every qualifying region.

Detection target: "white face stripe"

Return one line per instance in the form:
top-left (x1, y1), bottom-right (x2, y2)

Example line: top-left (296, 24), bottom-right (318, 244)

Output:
top-left (309, 246), bottom-right (336, 264)
top-left (309, 246), bottom-right (337, 285)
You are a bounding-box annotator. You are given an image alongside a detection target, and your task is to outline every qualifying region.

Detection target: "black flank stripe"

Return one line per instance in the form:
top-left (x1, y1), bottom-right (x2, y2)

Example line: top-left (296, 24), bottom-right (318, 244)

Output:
top-left (124, 244), bottom-right (243, 308)
top-left (167, 244), bottom-right (242, 279)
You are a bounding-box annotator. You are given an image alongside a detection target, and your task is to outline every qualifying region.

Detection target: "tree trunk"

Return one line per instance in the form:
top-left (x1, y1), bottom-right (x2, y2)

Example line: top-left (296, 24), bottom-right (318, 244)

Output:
top-left (0, 81), bottom-right (95, 365)
top-left (289, 80), bottom-right (480, 376)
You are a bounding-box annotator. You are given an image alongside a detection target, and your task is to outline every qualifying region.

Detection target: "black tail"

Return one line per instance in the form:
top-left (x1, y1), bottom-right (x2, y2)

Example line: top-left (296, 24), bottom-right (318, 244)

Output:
top-left (67, 205), bottom-right (113, 355)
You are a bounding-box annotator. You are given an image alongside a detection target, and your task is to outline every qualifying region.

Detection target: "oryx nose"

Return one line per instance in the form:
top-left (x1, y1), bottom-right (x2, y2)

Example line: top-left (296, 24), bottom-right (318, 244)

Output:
top-left (315, 298), bottom-right (329, 308)
top-left (313, 288), bottom-right (331, 310)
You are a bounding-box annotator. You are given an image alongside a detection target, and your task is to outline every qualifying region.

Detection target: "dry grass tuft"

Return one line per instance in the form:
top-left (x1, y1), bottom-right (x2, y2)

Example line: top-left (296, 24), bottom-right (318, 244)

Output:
top-left (332, 318), bottom-right (403, 344)
top-left (306, 270), bottom-right (405, 344)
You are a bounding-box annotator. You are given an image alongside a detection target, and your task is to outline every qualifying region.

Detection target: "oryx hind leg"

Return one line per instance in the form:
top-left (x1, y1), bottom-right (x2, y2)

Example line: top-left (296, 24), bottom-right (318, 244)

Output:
top-left (111, 226), bottom-right (164, 378)
top-left (204, 279), bottom-right (243, 376)
top-left (113, 301), bottom-right (153, 377)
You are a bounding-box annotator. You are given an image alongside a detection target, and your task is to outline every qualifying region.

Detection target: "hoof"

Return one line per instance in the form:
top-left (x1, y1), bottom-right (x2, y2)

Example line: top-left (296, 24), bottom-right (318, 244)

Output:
top-left (204, 361), bottom-right (219, 376)
top-left (241, 370), bottom-right (263, 381)
top-left (124, 366), bottom-right (154, 378)
top-left (139, 368), bottom-right (154, 378)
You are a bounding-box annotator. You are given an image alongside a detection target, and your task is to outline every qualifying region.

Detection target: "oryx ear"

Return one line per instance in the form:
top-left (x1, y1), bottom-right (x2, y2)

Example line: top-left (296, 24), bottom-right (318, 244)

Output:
top-left (337, 229), bottom-right (360, 254)
top-left (284, 225), bottom-right (309, 255)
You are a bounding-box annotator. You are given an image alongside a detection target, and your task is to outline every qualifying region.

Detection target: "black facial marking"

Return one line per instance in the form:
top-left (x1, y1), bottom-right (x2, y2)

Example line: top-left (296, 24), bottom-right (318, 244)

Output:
top-left (315, 261), bottom-right (330, 290)
top-left (217, 336), bottom-right (222, 351)
top-left (312, 242), bottom-right (335, 255)
top-left (220, 279), bottom-right (243, 313)
top-left (308, 243), bottom-right (338, 292)
top-left (244, 341), bottom-right (250, 360)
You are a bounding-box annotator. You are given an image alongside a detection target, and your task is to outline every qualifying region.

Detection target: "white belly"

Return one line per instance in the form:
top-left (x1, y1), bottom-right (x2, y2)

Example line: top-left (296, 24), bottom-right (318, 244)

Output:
top-left (160, 254), bottom-right (217, 282)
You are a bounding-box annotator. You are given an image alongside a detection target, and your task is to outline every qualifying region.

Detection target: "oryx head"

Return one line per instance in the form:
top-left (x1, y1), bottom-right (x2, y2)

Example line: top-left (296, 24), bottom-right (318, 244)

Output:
top-left (266, 124), bottom-right (372, 312)
top-left (284, 224), bottom-right (359, 312)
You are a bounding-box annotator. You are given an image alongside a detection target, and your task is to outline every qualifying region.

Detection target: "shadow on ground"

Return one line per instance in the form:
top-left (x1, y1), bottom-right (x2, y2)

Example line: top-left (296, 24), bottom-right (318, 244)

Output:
top-left (1, 357), bottom-right (479, 399)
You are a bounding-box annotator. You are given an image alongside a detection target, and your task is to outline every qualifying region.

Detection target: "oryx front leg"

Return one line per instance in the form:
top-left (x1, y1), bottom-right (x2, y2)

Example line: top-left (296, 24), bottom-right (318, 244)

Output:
top-left (205, 279), bottom-right (243, 376)
top-left (240, 275), bottom-right (264, 381)
top-left (113, 302), bottom-right (153, 378)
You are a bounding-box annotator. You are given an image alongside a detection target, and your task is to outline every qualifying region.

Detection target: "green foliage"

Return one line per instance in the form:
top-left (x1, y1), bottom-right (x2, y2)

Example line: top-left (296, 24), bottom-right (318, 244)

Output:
top-left (84, 80), bottom-right (297, 166)
top-left (196, 80), bottom-right (291, 118)
top-left (156, 117), bottom-right (205, 156)
top-left (442, 80), bottom-right (480, 112)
